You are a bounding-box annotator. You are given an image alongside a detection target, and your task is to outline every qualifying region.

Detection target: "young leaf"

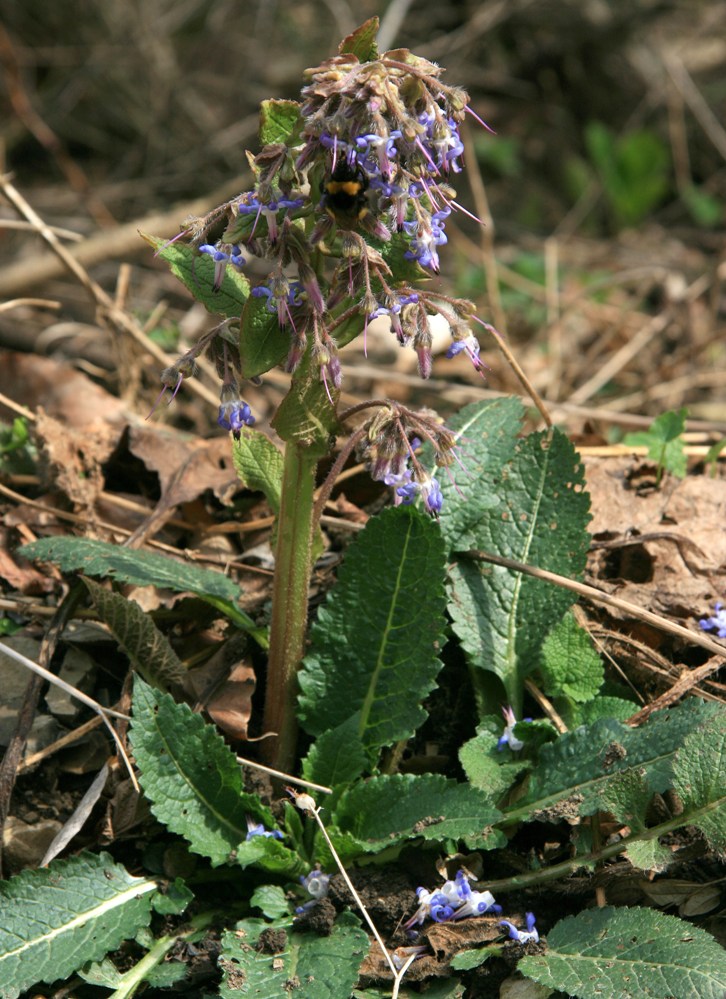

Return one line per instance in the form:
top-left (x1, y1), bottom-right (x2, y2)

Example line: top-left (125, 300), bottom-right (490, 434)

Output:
top-left (330, 774), bottom-right (503, 858)
top-left (459, 730), bottom-right (530, 800)
top-left (231, 428), bottom-right (284, 514)
top-left (539, 612), bottom-right (603, 704)
top-left (447, 428), bottom-right (591, 712)
top-left (301, 716), bottom-right (369, 787)
top-left (0, 852), bottom-right (156, 999)
top-left (503, 699), bottom-right (720, 825)
top-left (18, 536), bottom-right (262, 637)
top-left (339, 17), bottom-right (379, 61)
top-left (219, 912), bottom-right (368, 999)
top-left (258, 98), bottom-right (302, 146)
top-left (129, 677), bottom-right (293, 869)
top-left (82, 577), bottom-right (186, 691)
top-left (297, 507), bottom-right (447, 758)
top-left (519, 906), bottom-right (726, 999)
top-left (624, 407), bottom-right (688, 480)
top-left (140, 234), bottom-right (250, 318)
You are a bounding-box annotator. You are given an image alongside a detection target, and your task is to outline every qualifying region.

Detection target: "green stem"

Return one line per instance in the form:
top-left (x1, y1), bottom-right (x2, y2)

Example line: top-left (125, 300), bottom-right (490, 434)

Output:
top-left (108, 910), bottom-right (216, 999)
top-left (262, 440), bottom-right (319, 772)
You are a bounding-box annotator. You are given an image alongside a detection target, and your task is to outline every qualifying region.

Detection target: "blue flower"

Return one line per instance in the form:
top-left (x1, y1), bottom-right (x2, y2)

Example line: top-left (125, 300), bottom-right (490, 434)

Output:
top-left (198, 242), bottom-right (246, 290)
top-left (403, 209), bottom-right (450, 272)
top-left (295, 869), bottom-right (331, 914)
top-left (218, 382), bottom-right (255, 434)
top-left (245, 816), bottom-right (283, 841)
top-left (397, 473), bottom-right (444, 517)
top-left (238, 193), bottom-right (305, 241)
top-left (497, 705), bottom-right (529, 751)
top-left (450, 869), bottom-right (502, 919)
top-left (404, 870), bottom-right (500, 930)
top-left (699, 602), bottom-right (726, 638)
top-left (500, 912), bottom-right (539, 944)
top-left (446, 332), bottom-right (486, 374)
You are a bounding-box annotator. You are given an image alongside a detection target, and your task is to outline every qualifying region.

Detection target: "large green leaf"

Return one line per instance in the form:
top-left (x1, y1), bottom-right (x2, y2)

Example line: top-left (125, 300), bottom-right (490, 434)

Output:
top-left (0, 853), bottom-right (155, 999)
top-left (447, 427), bottom-right (591, 712)
top-left (672, 711), bottom-right (726, 853)
top-left (503, 699), bottom-right (720, 825)
top-left (297, 507), bottom-right (447, 763)
top-left (19, 536), bottom-right (262, 638)
top-left (330, 774), bottom-right (503, 859)
top-left (129, 678), bottom-right (296, 871)
top-left (519, 906), bottom-right (726, 999)
top-left (141, 233), bottom-right (250, 318)
top-left (82, 577), bottom-right (186, 691)
top-left (219, 912), bottom-right (368, 999)
top-left (436, 396), bottom-right (525, 553)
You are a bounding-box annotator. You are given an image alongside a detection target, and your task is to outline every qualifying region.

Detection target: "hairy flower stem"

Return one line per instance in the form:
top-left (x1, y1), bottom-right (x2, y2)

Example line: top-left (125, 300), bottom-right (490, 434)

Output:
top-left (261, 441), bottom-right (319, 772)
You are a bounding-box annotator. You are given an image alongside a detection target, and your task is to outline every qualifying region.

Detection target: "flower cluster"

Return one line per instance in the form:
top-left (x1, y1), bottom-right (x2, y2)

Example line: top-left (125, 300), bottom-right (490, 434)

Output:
top-left (403, 869), bottom-right (501, 931)
top-left (699, 603), bottom-right (726, 638)
top-left (155, 30), bottom-right (495, 427)
top-left (356, 403), bottom-right (458, 516)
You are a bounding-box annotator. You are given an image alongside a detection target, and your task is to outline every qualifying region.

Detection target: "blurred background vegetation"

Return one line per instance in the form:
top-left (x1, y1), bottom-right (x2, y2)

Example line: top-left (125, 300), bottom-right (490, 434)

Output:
top-left (1, 0), bottom-right (725, 424)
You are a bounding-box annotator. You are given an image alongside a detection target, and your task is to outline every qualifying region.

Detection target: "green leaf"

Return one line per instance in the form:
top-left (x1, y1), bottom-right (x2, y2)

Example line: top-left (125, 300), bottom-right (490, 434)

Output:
top-left (129, 677), bottom-right (293, 868)
top-left (503, 699), bottom-right (719, 825)
top-left (141, 233), bottom-right (249, 318)
top-left (519, 906), bottom-right (726, 999)
top-left (540, 612), bottom-right (603, 703)
top-left (339, 18), bottom-right (379, 60)
top-left (250, 885), bottom-right (290, 919)
top-left (238, 292), bottom-right (291, 378)
top-left (82, 577), bottom-right (185, 691)
top-left (258, 99), bottom-right (302, 146)
top-left (330, 774), bottom-right (503, 858)
top-left (624, 408), bottom-right (688, 480)
top-left (298, 507), bottom-right (447, 760)
top-left (0, 852), bottom-right (155, 999)
top-left (447, 428), bottom-right (591, 712)
top-left (450, 945), bottom-right (499, 970)
top-left (568, 695), bottom-right (635, 725)
top-left (18, 536), bottom-right (262, 637)
top-left (219, 912), bottom-right (368, 999)
top-left (672, 711), bottom-right (726, 853)
top-left (301, 716), bottom-right (369, 787)
top-left (231, 428), bottom-right (284, 514)
top-left (459, 730), bottom-right (530, 799)
top-left (437, 396), bottom-right (525, 553)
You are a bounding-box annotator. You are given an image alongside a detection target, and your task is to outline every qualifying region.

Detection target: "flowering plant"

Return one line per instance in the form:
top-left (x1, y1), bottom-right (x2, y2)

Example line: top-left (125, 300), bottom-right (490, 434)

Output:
top-left (10, 17), bottom-right (726, 999)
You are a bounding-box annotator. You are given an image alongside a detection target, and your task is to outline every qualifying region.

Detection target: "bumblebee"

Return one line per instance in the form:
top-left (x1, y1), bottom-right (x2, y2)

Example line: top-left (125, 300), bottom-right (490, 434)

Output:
top-left (322, 161), bottom-right (369, 226)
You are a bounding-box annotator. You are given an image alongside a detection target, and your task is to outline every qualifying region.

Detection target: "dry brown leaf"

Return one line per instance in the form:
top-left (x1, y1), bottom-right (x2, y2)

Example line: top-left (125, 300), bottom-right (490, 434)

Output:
top-left (0, 350), bottom-right (129, 431)
top-left (0, 528), bottom-right (55, 594)
top-left (185, 637), bottom-right (256, 741)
